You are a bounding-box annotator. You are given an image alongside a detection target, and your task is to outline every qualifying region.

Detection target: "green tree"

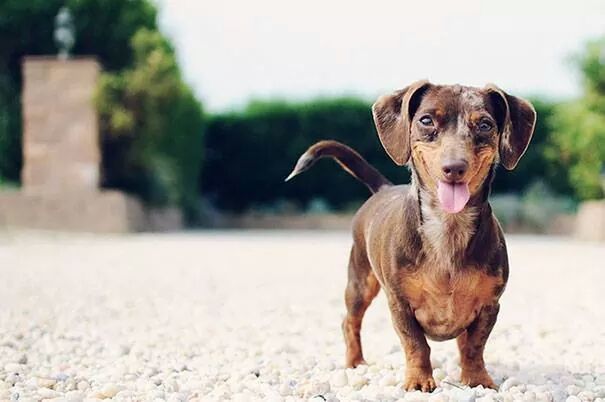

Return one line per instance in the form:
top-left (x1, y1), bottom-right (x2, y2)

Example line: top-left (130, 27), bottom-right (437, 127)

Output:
top-left (548, 37), bottom-right (605, 199)
top-left (0, 0), bottom-right (157, 183)
top-left (96, 29), bottom-right (204, 219)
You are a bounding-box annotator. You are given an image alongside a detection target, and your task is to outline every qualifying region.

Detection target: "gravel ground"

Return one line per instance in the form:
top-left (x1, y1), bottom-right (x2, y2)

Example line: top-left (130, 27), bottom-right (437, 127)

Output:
top-left (0, 230), bottom-right (604, 402)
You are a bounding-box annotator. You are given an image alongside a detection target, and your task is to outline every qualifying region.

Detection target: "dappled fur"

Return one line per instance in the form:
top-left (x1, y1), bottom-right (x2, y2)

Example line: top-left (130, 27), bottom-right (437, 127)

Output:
top-left (286, 81), bottom-right (536, 391)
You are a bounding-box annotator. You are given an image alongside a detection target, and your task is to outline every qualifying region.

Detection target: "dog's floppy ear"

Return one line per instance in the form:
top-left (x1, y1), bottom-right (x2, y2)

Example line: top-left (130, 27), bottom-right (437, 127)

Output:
top-left (372, 80), bottom-right (431, 166)
top-left (485, 84), bottom-right (537, 170)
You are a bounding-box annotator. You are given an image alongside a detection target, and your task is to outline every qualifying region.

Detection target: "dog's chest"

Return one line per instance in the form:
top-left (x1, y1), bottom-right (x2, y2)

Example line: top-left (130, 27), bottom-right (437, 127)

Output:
top-left (419, 205), bottom-right (477, 270)
top-left (398, 268), bottom-right (502, 340)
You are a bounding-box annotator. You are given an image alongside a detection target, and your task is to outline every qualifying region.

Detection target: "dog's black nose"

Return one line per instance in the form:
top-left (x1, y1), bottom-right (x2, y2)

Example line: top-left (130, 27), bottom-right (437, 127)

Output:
top-left (441, 160), bottom-right (468, 182)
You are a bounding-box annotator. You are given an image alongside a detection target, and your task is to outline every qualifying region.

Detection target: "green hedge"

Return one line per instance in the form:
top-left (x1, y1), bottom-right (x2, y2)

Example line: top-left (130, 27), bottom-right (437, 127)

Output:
top-left (201, 97), bottom-right (558, 212)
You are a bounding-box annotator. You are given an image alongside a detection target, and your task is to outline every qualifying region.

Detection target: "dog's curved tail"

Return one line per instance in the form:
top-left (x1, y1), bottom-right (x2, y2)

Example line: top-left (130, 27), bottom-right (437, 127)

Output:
top-left (285, 140), bottom-right (392, 194)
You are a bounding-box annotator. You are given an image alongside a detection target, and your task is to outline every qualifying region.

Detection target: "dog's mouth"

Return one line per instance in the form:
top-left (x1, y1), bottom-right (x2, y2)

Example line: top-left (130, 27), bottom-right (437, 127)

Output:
top-left (437, 181), bottom-right (470, 214)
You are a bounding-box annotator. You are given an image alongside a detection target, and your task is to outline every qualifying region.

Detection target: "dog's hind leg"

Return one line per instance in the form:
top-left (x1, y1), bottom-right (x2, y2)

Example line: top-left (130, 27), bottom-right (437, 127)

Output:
top-left (342, 243), bottom-right (380, 368)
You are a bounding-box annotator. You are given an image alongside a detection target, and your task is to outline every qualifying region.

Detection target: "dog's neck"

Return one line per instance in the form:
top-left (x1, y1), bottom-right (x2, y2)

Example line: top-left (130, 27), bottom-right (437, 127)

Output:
top-left (411, 165), bottom-right (495, 271)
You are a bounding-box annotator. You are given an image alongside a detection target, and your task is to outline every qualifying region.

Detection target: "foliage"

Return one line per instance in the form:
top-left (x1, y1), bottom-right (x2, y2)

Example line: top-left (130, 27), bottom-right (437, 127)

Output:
top-left (202, 98), bottom-right (399, 212)
top-left (0, 0), bottom-right (157, 183)
top-left (547, 37), bottom-right (605, 199)
top-left (0, 0), bottom-right (205, 221)
top-left (202, 97), bottom-right (556, 212)
top-left (96, 29), bottom-right (205, 219)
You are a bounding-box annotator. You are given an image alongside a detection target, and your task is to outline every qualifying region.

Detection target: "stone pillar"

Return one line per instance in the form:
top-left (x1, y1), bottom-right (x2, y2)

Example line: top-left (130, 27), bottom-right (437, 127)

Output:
top-left (21, 58), bottom-right (100, 194)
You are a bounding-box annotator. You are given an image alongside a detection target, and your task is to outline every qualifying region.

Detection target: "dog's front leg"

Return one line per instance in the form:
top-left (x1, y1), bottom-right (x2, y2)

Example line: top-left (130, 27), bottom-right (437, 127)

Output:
top-left (457, 303), bottom-right (499, 389)
top-left (387, 296), bottom-right (436, 392)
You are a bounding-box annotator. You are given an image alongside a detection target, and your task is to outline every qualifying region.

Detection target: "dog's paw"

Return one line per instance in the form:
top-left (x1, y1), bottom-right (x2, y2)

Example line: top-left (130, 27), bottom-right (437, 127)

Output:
top-left (460, 369), bottom-right (497, 389)
top-left (345, 356), bottom-right (367, 368)
top-left (403, 369), bottom-right (436, 392)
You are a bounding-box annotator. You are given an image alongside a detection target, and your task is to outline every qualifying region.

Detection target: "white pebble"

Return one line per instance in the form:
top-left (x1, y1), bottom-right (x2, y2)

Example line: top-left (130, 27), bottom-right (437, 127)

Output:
top-left (99, 383), bottom-right (122, 398)
top-left (379, 373), bottom-right (397, 387)
top-left (501, 377), bottom-right (521, 392)
top-left (566, 385), bottom-right (581, 396)
top-left (279, 382), bottom-right (291, 396)
top-left (346, 372), bottom-right (367, 390)
top-left (433, 368), bottom-right (446, 382)
top-left (37, 377), bottom-right (57, 388)
top-left (404, 390), bottom-right (430, 401)
top-left (37, 387), bottom-right (61, 398)
top-left (65, 390), bottom-right (84, 401)
top-left (330, 370), bottom-right (348, 388)
top-left (77, 381), bottom-right (90, 391)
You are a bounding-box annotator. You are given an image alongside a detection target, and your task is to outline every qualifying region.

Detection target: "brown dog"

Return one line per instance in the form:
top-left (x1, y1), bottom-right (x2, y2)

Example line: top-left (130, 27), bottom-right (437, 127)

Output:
top-left (285, 81), bottom-right (536, 391)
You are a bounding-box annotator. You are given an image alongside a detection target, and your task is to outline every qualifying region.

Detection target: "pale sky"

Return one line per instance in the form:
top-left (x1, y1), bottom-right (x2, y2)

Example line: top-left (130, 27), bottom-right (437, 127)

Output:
top-left (158, 0), bottom-right (605, 111)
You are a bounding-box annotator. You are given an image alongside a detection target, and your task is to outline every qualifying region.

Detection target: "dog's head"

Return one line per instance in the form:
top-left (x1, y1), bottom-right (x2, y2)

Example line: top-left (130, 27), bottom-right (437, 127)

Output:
top-left (372, 81), bottom-right (536, 213)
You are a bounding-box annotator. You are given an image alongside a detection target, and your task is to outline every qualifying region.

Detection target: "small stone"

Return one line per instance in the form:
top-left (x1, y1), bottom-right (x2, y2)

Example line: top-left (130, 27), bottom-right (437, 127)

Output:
top-left (535, 391), bottom-right (553, 402)
top-left (346, 372), bottom-right (367, 390)
top-left (38, 387), bottom-right (61, 398)
top-left (453, 388), bottom-right (476, 402)
top-left (500, 377), bottom-right (520, 392)
top-left (583, 375), bottom-right (595, 383)
top-left (54, 373), bottom-right (69, 382)
top-left (594, 386), bottom-right (605, 397)
top-left (566, 385), bottom-right (581, 396)
top-left (330, 370), bottom-right (347, 388)
top-left (312, 381), bottom-right (330, 395)
top-left (77, 380), bottom-right (90, 391)
top-left (404, 390), bottom-right (430, 401)
top-left (379, 373), bottom-right (397, 387)
top-left (578, 391), bottom-right (595, 401)
top-left (429, 393), bottom-right (450, 402)
top-left (432, 368), bottom-right (446, 382)
top-left (99, 383), bottom-right (122, 398)
top-left (17, 355), bottom-right (27, 365)
top-left (65, 390), bottom-right (85, 401)
top-left (4, 363), bottom-right (24, 373)
top-left (522, 391), bottom-right (536, 402)
top-left (37, 377), bottom-right (57, 388)
top-left (565, 397), bottom-right (581, 402)
top-left (167, 393), bottom-right (187, 402)
top-left (115, 390), bottom-right (135, 399)
top-left (5, 373), bottom-right (19, 385)
top-left (279, 382), bottom-right (291, 396)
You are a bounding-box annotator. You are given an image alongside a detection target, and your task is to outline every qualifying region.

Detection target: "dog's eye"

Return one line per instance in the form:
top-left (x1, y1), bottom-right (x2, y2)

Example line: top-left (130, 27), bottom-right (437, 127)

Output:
top-left (419, 116), bottom-right (433, 126)
top-left (478, 121), bottom-right (493, 132)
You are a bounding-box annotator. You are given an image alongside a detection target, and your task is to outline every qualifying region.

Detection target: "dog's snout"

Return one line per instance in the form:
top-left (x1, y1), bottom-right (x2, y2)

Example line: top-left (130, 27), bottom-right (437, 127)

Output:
top-left (441, 160), bottom-right (468, 182)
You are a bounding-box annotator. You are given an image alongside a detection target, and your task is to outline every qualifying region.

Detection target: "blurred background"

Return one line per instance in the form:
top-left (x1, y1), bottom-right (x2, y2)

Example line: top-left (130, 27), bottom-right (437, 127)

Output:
top-left (0, 0), bottom-right (604, 238)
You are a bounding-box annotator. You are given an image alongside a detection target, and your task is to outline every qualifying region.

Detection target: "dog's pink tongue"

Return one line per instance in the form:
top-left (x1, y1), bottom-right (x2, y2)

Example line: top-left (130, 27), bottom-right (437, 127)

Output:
top-left (437, 181), bottom-right (470, 214)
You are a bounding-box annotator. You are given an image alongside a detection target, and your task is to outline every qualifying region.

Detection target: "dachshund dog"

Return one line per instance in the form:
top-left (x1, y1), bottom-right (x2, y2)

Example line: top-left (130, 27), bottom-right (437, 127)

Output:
top-left (286, 81), bottom-right (536, 391)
